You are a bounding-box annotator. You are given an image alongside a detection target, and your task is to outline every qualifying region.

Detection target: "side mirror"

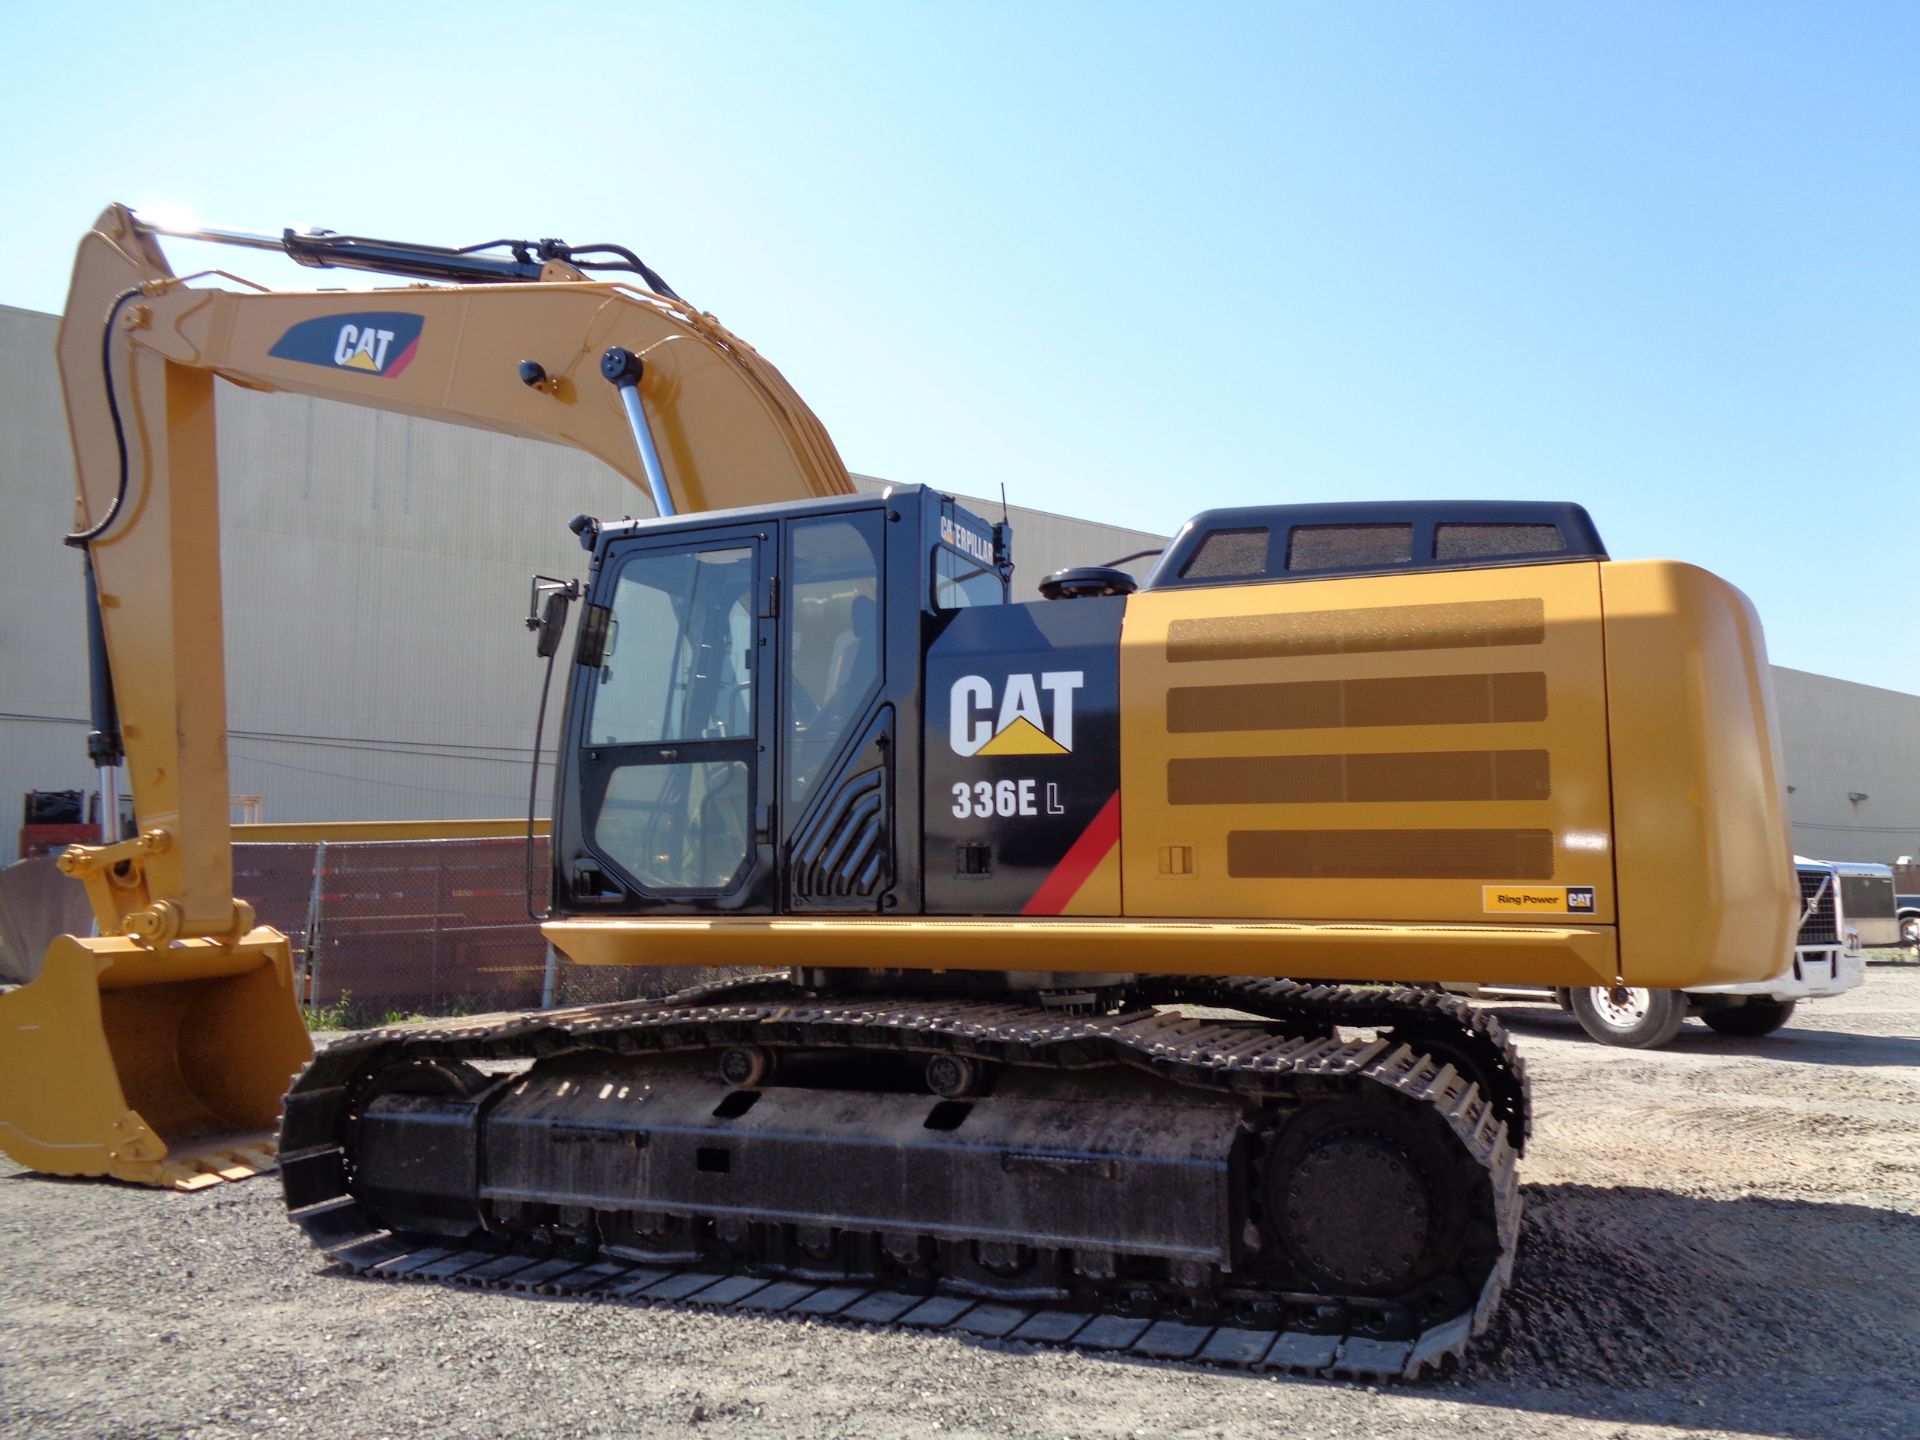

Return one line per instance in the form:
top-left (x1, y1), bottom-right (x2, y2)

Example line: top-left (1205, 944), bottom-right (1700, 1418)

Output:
top-left (525, 574), bottom-right (580, 657)
top-left (535, 590), bottom-right (573, 658)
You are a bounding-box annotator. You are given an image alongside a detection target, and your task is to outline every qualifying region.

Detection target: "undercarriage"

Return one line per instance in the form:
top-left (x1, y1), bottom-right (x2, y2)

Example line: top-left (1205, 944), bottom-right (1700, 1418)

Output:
top-left (281, 974), bottom-right (1525, 1380)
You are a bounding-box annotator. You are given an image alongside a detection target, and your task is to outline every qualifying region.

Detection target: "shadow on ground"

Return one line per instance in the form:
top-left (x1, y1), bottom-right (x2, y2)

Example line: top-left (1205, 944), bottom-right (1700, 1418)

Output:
top-left (1867, 952), bottom-right (1920, 969)
top-left (1492, 1002), bottom-right (1920, 1069)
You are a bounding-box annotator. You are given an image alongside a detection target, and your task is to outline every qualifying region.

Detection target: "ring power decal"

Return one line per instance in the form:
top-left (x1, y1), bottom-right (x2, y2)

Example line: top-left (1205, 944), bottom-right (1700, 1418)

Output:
top-left (268, 312), bottom-right (425, 378)
top-left (1481, 884), bottom-right (1596, 915)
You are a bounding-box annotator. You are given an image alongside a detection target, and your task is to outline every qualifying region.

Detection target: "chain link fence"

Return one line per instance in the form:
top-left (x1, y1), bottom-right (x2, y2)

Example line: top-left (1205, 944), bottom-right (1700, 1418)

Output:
top-left (233, 837), bottom-right (733, 1020)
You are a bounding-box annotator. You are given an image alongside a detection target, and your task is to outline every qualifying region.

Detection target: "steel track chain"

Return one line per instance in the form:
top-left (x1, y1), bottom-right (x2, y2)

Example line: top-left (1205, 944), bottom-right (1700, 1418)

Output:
top-left (659, 971), bottom-right (1530, 1153)
top-left (1134, 976), bottom-right (1532, 1154)
top-left (280, 983), bottom-right (1522, 1381)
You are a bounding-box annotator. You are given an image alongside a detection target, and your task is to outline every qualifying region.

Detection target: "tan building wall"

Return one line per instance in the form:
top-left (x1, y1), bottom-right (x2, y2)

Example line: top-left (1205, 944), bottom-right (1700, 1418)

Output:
top-left (1774, 668), bottom-right (1920, 865)
top-left (1, 309), bottom-right (95, 835)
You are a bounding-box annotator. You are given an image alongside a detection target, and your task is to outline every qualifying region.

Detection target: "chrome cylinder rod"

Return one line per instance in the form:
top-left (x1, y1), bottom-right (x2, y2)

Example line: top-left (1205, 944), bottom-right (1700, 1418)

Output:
top-left (131, 216), bottom-right (285, 251)
top-left (601, 347), bottom-right (676, 518)
top-left (97, 764), bottom-right (117, 844)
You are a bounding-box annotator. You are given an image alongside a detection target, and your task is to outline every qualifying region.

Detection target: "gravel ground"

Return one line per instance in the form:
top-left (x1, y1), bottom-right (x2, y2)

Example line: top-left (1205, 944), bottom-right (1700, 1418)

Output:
top-left (3, 958), bottom-right (1917, 1440)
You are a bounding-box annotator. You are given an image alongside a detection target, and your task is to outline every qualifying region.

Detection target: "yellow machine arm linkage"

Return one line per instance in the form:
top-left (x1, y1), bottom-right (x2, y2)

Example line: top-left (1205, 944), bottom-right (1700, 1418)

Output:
top-left (0, 204), bottom-right (852, 1188)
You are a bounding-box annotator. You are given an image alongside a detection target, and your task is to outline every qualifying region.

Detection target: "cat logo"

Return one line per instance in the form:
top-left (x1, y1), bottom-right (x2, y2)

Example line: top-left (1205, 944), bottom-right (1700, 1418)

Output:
top-left (950, 672), bottom-right (1083, 756)
top-left (333, 323), bottom-right (398, 371)
top-left (268, 311), bottom-right (424, 379)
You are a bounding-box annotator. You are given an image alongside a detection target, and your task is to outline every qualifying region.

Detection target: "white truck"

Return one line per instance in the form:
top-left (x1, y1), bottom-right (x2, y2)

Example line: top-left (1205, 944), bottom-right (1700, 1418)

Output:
top-left (1895, 859), bottom-right (1919, 950)
top-left (1446, 857), bottom-right (1892, 1047)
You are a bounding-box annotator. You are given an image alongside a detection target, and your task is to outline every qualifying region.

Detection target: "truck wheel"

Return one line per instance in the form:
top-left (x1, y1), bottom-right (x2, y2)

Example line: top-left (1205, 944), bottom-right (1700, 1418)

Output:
top-left (1702, 999), bottom-right (1797, 1037)
top-left (1901, 915), bottom-right (1919, 949)
top-left (1569, 986), bottom-right (1688, 1048)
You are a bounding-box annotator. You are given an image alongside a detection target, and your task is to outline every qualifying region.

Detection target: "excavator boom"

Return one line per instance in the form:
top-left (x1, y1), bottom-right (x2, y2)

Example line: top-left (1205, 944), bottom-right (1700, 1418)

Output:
top-left (0, 203), bottom-right (852, 1186)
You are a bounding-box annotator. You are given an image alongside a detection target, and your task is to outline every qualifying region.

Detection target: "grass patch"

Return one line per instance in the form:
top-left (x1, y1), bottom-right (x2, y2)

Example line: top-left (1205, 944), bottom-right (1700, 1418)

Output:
top-left (301, 991), bottom-right (430, 1030)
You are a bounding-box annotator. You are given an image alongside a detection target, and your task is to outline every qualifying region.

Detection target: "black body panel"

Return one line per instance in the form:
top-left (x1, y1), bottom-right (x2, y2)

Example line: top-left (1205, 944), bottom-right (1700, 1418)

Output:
top-left (924, 598), bottom-right (1124, 915)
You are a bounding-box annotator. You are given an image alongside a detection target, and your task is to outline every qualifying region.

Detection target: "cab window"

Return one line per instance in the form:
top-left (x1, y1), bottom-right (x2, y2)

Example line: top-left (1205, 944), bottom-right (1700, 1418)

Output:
top-left (786, 514), bottom-right (884, 809)
top-left (585, 544), bottom-right (755, 893)
top-left (935, 546), bottom-right (1005, 609)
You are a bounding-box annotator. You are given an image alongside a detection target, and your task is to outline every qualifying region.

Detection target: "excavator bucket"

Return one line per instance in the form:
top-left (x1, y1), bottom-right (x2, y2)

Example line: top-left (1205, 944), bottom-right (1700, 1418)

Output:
top-left (0, 930), bottom-right (313, 1189)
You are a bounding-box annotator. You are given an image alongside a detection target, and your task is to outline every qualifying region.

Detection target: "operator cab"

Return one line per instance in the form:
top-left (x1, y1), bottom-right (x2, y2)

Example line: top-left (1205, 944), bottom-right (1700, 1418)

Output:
top-left (551, 487), bottom-right (1009, 919)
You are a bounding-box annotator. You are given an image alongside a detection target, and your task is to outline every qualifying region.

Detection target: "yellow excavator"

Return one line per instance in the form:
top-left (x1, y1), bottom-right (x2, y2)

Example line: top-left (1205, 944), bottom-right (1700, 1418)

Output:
top-left (0, 203), bottom-right (1796, 1376)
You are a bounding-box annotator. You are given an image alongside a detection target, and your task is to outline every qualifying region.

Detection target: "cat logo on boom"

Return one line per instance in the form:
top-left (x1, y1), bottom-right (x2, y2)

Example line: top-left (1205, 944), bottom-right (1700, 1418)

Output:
top-left (268, 311), bottom-right (425, 378)
top-left (949, 672), bottom-right (1083, 757)
top-left (333, 324), bottom-right (397, 371)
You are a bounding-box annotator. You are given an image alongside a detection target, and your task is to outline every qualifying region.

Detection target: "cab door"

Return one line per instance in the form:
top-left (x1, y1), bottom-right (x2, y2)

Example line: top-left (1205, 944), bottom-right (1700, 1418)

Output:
top-left (777, 509), bottom-right (893, 910)
top-left (567, 527), bottom-right (776, 912)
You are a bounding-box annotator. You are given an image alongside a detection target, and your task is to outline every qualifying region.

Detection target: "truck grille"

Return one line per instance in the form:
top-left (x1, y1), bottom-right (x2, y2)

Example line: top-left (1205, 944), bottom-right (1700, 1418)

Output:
top-left (1839, 872), bottom-right (1896, 923)
top-left (1796, 866), bottom-right (1838, 947)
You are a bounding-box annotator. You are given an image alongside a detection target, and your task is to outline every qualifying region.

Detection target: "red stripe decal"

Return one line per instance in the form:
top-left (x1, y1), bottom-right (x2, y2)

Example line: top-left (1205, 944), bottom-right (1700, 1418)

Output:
top-left (1022, 791), bottom-right (1121, 916)
top-left (384, 336), bottom-right (421, 377)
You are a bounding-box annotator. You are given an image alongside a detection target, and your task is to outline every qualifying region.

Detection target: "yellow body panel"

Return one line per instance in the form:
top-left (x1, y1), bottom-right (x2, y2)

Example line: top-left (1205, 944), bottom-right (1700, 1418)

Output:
top-left (546, 914), bottom-right (1620, 986)
top-left (1058, 839), bottom-right (1123, 916)
top-left (1602, 561), bottom-right (1796, 985)
top-left (1119, 562), bottom-right (1616, 926)
top-left (1092, 556), bottom-right (1791, 991)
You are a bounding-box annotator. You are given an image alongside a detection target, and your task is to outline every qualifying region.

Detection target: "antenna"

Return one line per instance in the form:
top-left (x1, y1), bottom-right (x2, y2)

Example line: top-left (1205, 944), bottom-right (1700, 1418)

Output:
top-left (993, 482), bottom-right (1013, 574)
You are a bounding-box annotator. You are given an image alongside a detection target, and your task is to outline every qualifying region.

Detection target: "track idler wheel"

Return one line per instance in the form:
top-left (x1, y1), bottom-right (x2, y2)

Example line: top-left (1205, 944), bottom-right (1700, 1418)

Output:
top-left (1265, 1100), bottom-right (1466, 1299)
top-left (924, 1054), bottom-right (981, 1098)
top-left (718, 1046), bottom-right (772, 1087)
top-left (349, 1055), bottom-right (492, 1117)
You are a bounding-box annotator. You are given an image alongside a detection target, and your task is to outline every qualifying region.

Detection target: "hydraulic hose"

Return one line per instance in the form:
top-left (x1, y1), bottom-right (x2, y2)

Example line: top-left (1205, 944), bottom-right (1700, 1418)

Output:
top-left (63, 286), bottom-right (143, 549)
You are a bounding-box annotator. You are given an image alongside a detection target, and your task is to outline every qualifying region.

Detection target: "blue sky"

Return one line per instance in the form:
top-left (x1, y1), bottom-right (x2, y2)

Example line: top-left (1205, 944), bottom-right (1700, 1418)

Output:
top-left (6, 2), bottom-right (1916, 691)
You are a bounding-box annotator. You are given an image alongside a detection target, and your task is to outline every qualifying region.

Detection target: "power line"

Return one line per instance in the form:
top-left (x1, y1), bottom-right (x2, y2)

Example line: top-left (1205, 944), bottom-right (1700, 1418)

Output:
top-left (3, 709), bottom-right (556, 768)
top-left (232, 752), bottom-right (547, 806)
top-left (230, 732), bottom-right (556, 763)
